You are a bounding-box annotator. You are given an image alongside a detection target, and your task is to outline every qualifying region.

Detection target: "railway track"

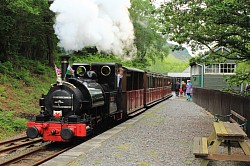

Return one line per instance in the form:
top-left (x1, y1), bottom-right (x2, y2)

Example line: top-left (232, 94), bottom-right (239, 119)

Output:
top-left (0, 136), bottom-right (80, 166)
top-left (0, 136), bottom-right (42, 154)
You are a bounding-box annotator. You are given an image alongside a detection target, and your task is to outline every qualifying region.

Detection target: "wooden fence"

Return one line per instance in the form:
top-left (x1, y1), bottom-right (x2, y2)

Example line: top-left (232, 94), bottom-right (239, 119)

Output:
top-left (193, 88), bottom-right (250, 135)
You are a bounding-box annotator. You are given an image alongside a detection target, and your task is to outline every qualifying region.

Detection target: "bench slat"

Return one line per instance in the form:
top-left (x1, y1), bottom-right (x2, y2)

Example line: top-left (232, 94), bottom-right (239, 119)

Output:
top-left (201, 137), bottom-right (208, 154)
top-left (214, 122), bottom-right (222, 135)
top-left (193, 137), bottom-right (200, 155)
top-left (219, 121), bottom-right (228, 135)
top-left (214, 122), bottom-right (228, 135)
top-left (229, 117), bottom-right (237, 124)
top-left (193, 137), bottom-right (208, 156)
top-left (231, 110), bottom-right (247, 122)
top-left (222, 122), bottom-right (247, 137)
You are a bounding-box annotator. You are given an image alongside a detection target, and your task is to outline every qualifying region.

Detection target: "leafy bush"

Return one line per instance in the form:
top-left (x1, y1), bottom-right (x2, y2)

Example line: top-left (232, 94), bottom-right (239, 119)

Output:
top-left (0, 111), bottom-right (27, 134)
top-left (0, 86), bottom-right (4, 93)
top-left (33, 62), bottom-right (47, 74)
top-left (13, 118), bottom-right (28, 131)
top-left (0, 86), bottom-right (7, 98)
top-left (0, 61), bottom-right (14, 74)
top-left (14, 68), bottom-right (34, 86)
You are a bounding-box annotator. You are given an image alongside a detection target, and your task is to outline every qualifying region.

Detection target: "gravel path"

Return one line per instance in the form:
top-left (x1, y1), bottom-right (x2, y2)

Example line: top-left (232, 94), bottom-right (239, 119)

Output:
top-left (69, 96), bottom-right (249, 166)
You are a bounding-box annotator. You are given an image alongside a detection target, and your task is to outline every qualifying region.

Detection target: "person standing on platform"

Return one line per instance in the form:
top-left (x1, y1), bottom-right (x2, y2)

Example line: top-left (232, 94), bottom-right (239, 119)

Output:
top-left (186, 80), bottom-right (192, 101)
top-left (116, 67), bottom-right (124, 112)
top-left (181, 81), bottom-right (186, 97)
top-left (175, 80), bottom-right (180, 97)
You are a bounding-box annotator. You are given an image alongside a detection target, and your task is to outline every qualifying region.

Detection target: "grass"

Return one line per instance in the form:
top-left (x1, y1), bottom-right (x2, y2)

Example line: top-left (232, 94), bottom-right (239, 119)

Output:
top-left (0, 56), bottom-right (55, 140)
top-left (115, 144), bottom-right (130, 150)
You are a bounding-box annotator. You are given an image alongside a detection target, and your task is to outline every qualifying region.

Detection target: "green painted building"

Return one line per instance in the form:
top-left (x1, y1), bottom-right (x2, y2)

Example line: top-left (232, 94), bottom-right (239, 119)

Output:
top-left (190, 62), bottom-right (239, 90)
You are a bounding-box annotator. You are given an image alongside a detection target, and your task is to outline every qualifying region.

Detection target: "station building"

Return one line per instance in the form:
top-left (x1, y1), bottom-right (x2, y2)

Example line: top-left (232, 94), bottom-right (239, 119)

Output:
top-left (190, 47), bottom-right (240, 91)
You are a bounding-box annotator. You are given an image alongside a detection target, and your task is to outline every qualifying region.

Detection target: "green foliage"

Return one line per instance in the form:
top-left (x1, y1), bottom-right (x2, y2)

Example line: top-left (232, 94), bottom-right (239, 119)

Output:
top-left (159, 0), bottom-right (250, 91)
top-left (0, 0), bottom-right (55, 63)
top-left (0, 56), bottom-right (53, 86)
top-left (225, 62), bottom-right (250, 95)
top-left (157, 0), bottom-right (250, 62)
top-left (0, 111), bottom-right (27, 139)
top-left (0, 61), bottom-right (14, 74)
top-left (0, 86), bottom-right (7, 98)
top-left (13, 117), bottom-right (28, 131)
top-left (8, 0), bottom-right (41, 15)
top-left (34, 62), bottom-right (47, 74)
top-left (69, 52), bottom-right (164, 70)
top-left (130, 0), bottom-right (169, 65)
top-left (70, 53), bottom-right (122, 64)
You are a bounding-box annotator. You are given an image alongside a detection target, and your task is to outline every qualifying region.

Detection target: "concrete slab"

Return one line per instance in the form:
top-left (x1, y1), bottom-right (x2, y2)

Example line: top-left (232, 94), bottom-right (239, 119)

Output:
top-left (41, 155), bottom-right (78, 166)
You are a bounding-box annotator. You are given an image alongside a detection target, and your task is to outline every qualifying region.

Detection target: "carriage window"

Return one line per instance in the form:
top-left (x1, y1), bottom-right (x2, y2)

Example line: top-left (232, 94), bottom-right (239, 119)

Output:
top-left (148, 75), bottom-right (153, 88)
top-left (126, 72), bottom-right (132, 91)
top-left (139, 73), bottom-right (143, 89)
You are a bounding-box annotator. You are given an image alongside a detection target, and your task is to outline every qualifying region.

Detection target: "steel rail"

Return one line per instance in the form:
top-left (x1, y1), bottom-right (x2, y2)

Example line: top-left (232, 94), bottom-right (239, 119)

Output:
top-left (0, 136), bottom-right (28, 146)
top-left (0, 137), bottom-right (42, 153)
top-left (0, 142), bottom-right (50, 165)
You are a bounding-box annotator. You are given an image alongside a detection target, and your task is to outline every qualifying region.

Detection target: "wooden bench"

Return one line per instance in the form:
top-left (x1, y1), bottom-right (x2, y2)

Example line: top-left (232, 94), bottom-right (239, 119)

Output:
top-left (194, 111), bottom-right (250, 166)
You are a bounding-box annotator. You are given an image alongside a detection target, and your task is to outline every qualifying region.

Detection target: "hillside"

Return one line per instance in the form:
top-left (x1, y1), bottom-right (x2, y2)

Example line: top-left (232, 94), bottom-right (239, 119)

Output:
top-left (147, 54), bottom-right (190, 73)
top-left (0, 58), bottom-right (55, 139)
top-left (170, 49), bottom-right (191, 62)
top-left (166, 43), bottom-right (192, 62)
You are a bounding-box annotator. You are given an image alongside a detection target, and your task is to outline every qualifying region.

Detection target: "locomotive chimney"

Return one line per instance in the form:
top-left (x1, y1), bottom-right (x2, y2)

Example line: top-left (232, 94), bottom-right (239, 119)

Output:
top-left (60, 55), bottom-right (70, 81)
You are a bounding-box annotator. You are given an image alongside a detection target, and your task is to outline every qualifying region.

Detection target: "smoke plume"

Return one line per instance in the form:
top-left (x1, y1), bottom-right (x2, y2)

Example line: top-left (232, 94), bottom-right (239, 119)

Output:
top-left (50, 0), bottom-right (135, 56)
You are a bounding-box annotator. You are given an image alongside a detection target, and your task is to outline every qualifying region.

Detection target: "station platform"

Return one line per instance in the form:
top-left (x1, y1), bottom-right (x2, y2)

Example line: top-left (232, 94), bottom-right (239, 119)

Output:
top-left (41, 96), bottom-right (248, 166)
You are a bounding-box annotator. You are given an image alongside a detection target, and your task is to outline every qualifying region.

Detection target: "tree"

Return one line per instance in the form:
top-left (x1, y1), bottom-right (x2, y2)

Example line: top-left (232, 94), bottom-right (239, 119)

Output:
top-left (157, 0), bottom-right (250, 62)
top-left (130, 0), bottom-right (169, 67)
top-left (0, 0), bottom-right (55, 65)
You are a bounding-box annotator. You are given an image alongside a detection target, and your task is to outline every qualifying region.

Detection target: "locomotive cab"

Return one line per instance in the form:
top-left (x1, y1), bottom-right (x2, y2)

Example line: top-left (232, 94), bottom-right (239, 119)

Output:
top-left (72, 62), bottom-right (124, 115)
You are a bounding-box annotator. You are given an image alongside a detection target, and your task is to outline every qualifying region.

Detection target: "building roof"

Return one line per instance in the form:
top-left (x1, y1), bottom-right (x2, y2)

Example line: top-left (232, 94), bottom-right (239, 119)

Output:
top-left (167, 67), bottom-right (190, 77)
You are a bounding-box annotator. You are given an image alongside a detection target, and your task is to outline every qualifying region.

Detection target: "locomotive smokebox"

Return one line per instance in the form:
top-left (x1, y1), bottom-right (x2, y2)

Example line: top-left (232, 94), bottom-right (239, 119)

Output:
top-left (61, 55), bottom-right (70, 80)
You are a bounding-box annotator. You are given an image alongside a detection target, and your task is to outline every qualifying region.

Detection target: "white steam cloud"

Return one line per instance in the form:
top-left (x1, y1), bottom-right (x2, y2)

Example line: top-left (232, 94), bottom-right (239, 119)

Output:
top-left (50, 0), bottom-right (135, 56)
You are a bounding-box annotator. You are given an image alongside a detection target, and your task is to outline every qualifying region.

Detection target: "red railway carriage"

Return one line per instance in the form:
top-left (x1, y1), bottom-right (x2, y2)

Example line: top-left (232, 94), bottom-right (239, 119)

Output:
top-left (120, 67), bottom-right (172, 116)
top-left (144, 71), bottom-right (172, 107)
top-left (121, 67), bottom-right (145, 115)
top-left (26, 56), bottom-right (172, 142)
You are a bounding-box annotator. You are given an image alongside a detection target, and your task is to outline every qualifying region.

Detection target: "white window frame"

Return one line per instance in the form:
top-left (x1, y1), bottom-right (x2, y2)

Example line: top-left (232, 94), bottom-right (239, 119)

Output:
top-left (191, 65), bottom-right (201, 76)
top-left (204, 63), bottom-right (236, 74)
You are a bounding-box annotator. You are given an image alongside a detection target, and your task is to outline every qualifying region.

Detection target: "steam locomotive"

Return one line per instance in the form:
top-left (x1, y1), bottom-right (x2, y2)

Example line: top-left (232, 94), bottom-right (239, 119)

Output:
top-left (26, 56), bottom-right (172, 142)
